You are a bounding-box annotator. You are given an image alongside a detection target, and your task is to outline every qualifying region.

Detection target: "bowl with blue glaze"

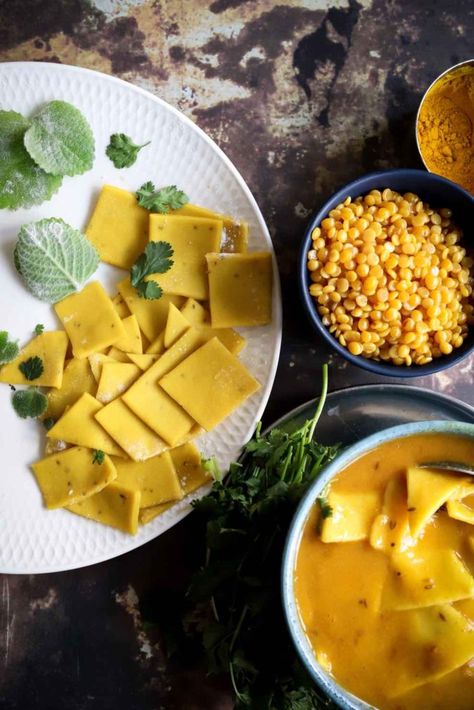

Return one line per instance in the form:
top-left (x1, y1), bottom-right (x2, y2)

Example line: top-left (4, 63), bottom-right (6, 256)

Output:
top-left (299, 169), bottom-right (474, 377)
top-left (281, 418), bottom-right (474, 710)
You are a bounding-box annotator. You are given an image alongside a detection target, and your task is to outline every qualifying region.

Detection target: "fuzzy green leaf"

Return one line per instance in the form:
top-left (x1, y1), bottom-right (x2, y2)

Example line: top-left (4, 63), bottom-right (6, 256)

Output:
top-left (14, 218), bottom-right (99, 303)
top-left (12, 388), bottom-right (48, 419)
top-left (106, 133), bottom-right (150, 169)
top-left (0, 110), bottom-right (62, 210)
top-left (24, 100), bottom-right (94, 176)
top-left (0, 331), bottom-right (19, 365)
top-left (34, 324), bottom-right (45, 335)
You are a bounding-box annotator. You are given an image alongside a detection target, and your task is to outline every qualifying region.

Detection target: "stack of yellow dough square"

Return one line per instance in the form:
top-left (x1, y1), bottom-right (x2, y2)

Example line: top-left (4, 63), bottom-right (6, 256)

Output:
top-left (2, 185), bottom-right (273, 535)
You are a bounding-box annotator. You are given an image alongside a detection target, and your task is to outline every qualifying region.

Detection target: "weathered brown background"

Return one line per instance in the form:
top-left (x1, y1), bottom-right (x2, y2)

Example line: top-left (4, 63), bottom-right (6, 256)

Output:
top-left (0, 1), bottom-right (473, 708)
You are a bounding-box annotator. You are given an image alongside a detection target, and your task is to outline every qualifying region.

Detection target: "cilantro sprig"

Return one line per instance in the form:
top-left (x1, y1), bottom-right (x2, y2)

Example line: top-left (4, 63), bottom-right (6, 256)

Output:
top-left (34, 324), bottom-right (44, 335)
top-left (130, 241), bottom-right (174, 300)
top-left (185, 365), bottom-right (341, 709)
top-left (19, 356), bottom-right (44, 381)
top-left (12, 388), bottom-right (47, 419)
top-left (136, 182), bottom-right (188, 213)
top-left (0, 331), bottom-right (19, 365)
top-left (106, 133), bottom-right (150, 169)
top-left (92, 450), bottom-right (105, 465)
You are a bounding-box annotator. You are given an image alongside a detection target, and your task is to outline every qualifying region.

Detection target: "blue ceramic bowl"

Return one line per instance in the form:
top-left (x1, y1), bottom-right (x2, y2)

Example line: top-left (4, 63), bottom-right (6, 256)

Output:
top-left (282, 419), bottom-right (474, 710)
top-left (299, 169), bottom-right (474, 377)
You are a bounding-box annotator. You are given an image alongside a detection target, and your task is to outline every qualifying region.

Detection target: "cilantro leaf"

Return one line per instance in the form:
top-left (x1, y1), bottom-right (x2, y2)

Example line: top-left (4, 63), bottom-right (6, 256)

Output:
top-left (317, 496), bottom-right (333, 519)
top-left (187, 365), bottom-right (341, 710)
top-left (19, 356), bottom-right (44, 381)
top-left (0, 110), bottom-right (62, 210)
top-left (34, 324), bottom-right (45, 335)
top-left (130, 241), bottom-right (173, 300)
top-left (23, 100), bottom-right (95, 176)
top-left (106, 133), bottom-right (150, 169)
top-left (14, 218), bottom-right (99, 303)
top-left (136, 182), bottom-right (188, 213)
top-left (135, 280), bottom-right (162, 300)
top-left (42, 417), bottom-right (56, 431)
top-left (12, 388), bottom-right (48, 419)
top-left (0, 331), bottom-right (19, 365)
top-left (92, 450), bottom-right (105, 465)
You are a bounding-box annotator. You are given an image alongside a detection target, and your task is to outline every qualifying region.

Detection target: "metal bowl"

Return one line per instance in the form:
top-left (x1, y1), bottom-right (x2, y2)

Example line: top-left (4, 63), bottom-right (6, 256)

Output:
top-left (299, 168), bottom-right (474, 377)
top-left (416, 59), bottom-right (474, 175)
top-left (281, 419), bottom-right (474, 710)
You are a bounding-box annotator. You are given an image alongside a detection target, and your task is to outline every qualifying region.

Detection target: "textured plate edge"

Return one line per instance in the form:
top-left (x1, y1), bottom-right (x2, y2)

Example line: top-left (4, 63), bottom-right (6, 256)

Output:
top-left (0, 61), bottom-right (282, 574)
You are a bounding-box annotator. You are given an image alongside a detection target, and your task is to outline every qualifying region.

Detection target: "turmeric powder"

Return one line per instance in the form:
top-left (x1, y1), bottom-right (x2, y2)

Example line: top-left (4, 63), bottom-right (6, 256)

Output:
top-left (417, 65), bottom-right (474, 194)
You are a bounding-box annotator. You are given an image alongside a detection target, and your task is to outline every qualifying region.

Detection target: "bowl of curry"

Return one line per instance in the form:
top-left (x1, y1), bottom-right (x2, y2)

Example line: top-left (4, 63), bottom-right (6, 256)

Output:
top-left (282, 420), bottom-right (474, 710)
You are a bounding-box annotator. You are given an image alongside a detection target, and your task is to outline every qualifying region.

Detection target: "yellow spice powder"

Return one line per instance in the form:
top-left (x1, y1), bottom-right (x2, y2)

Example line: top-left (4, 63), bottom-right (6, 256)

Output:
top-left (417, 65), bottom-right (474, 194)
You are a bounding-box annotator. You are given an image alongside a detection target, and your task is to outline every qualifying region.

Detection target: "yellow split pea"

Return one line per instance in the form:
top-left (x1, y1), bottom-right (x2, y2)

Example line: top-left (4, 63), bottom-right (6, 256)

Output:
top-left (307, 188), bottom-right (473, 366)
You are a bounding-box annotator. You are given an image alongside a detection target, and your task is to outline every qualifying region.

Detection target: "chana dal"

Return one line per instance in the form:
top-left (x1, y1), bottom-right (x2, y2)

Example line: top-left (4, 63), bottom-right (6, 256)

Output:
top-left (307, 189), bottom-right (474, 366)
top-left (295, 433), bottom-right (474, 710)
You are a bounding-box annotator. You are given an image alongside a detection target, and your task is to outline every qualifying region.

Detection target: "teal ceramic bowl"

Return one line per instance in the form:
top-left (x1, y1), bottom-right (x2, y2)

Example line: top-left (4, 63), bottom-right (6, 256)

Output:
top-left (281, 419), bottom-right (474, 710)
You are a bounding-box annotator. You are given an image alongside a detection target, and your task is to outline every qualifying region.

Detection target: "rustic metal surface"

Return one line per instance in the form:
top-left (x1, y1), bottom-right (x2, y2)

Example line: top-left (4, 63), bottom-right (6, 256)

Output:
top-left (0, 1), bottom-right (473, 708)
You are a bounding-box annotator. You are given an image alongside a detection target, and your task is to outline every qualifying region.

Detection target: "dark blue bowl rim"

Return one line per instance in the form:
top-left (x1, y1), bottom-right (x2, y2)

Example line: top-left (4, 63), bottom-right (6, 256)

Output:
top-left (299, 168), bottom-right (474, 377)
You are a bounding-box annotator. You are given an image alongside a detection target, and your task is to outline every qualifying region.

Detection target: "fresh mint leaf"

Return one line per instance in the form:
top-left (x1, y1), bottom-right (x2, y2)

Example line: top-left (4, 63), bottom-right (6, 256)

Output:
top-left (136, 182), bottom-right (188, 213)
top-left (106, 133), bottom-right (150, 169)
top-left (0, 331), bottom-right (19, 365)
top-left (92, 449), bottom-right (105, 465)
top-left (24, 100), bottom-right (95, 176)
top-left (14, 218), bottom-right (99, 303)
top-left (130, 241), bottom-right (173, 300)
top-left (12, 388), bottom-right (48, 419)
top-left (34, 324), bottom-right (45, 335)
top-left (0, 110), bottom-right (62, 210)
top-left (19, 356), bottom-right (44, 381)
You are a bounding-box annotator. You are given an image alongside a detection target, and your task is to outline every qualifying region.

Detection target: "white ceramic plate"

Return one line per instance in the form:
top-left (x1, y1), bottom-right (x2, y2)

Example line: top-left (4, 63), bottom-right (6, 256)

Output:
top-left (0, 62), bottom-right (282, 573)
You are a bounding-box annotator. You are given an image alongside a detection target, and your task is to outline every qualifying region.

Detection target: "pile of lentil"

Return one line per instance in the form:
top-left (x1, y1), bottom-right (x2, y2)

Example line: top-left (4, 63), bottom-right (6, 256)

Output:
top-left (307, 188), bottom-right (473, 366)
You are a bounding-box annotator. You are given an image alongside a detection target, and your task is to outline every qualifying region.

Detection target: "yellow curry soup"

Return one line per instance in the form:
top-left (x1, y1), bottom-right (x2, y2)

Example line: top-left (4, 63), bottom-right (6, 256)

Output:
top-left (295, 433), bottom-right (474, 710)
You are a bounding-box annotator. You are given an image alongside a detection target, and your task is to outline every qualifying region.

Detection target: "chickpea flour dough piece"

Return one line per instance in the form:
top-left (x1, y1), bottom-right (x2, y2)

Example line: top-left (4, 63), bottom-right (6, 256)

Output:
top-left (55, 281), bottom-right (126, 359)
top-left (0, 331), bottom-right (68, 387)
top-left (32, 446), bottom-right (117, 509)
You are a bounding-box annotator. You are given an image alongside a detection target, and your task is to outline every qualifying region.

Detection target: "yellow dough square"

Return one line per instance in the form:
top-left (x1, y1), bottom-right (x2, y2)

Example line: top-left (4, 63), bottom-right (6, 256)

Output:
top-left (139, 442), bottom-right (212, 524)
top-left (96, 362), bottom-right (141, 404)
top-left (114, 451), bottom-right (183, 508)
top-left (112, 315), bottom-right (143, 354)
top-left (175, 203), bottom-right (248, 253)
top-left (111, 293), bottom-right (130, 319)
top-left (45, 357), bottom-right (96, 420)
top-left (86, 185), bottom-right (149, 269)
top-left (321, 490), bottom-right (380, 543)
top-left (389, 604), bottom-right (474, 696)
top-left (95, 398), bottom-right (169, 462)
top-left (55, 282), bottom-right (126, 359)
top-left (196, 324), bottom-right (246, 355)
top-left (148, 214), bottom-right (222, 299)
top-left (123, 383), bottom-right (194, 447)
top-left (32, 446), bottom-right (117, 509)
top-left (159, 337), bottom-right (260, 431)
top-left (88, 352), bottom-right (119, 382)
top-left (47, 393), bottom-right (125, 457)
top-left (67, 481), bottom-right (141, 535)
top-left (145, 331), bottom-right (165, 355)
top-left (164, 302), bottom-right (190, 348)
top-left (206, 252), bottom-right (273, 328)
top-left (383, 549), bottom-right (474, 610)
top-left (370, 477), bottom-right (413, 555)
top-left (180, 298), bottom-right (209, 325)
top-left (0, 331), bottom-right (68, 388)
top-left (106, 347), bottom-right (131, 363)
top-left (126, 352), bottom-right (159, 371)
top-left (407, 467), bottom-right (464, 537)
top-left (117, 277), bottom-right (184, 342)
